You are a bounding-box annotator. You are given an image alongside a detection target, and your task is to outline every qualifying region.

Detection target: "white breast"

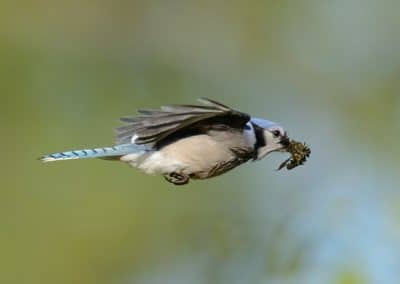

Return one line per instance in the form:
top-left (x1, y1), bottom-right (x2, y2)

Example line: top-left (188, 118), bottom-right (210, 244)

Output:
top-left (120, 125), bottom-right (256, 177)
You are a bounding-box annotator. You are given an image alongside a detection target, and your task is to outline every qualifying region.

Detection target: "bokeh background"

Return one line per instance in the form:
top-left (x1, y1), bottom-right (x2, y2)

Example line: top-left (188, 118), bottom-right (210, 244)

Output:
top-left (2, 1), bottom-right (400, 284)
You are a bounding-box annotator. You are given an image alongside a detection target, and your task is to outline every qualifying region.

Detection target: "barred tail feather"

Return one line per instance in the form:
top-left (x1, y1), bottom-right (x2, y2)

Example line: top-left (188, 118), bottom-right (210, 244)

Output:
top-left (40, 144), bottom-right (146, 162)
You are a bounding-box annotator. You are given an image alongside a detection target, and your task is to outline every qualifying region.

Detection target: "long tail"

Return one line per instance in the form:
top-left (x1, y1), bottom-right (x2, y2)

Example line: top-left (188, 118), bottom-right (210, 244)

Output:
top-left (39, 144), bottom-right (146, 162)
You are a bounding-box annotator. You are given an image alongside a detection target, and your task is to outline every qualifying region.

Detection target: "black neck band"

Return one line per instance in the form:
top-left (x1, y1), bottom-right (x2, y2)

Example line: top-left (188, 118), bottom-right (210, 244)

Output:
top-left (251, 122), bottom-right (266, 152)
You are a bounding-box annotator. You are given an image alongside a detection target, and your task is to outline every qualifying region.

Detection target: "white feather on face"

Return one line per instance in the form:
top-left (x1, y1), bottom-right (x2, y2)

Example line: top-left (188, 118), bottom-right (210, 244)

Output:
top-left (251, 118), bottom-right (286, 160)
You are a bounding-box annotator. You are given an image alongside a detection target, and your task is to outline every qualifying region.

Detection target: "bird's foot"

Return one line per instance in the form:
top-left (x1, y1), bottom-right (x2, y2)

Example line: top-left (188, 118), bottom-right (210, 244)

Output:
top-left (164, 172), bottom-right (190, 185)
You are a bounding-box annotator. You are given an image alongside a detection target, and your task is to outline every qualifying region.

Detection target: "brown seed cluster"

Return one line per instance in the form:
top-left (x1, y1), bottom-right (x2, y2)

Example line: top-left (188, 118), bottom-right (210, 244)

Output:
top-left (277, 140), bottom-right (311, 171)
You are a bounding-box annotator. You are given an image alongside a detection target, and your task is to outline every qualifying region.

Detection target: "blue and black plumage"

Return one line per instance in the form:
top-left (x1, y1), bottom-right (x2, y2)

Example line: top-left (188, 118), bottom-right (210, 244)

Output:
top-left (40, 98), bottom-right (307, 185)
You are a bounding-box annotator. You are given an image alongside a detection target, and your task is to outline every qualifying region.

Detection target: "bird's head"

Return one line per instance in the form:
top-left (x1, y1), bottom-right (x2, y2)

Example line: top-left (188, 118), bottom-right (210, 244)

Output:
top-left (251, 118), bottom-right (289, 160)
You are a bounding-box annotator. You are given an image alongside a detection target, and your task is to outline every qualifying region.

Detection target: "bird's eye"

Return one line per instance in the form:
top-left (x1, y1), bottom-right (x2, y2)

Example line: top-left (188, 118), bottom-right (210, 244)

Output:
top-left (272, 130), bottom-right (281, 138)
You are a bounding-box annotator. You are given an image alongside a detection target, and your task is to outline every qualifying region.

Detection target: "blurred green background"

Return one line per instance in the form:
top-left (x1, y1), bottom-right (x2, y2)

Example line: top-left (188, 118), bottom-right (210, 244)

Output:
top-left (1, 1), bottom-right (400, 284)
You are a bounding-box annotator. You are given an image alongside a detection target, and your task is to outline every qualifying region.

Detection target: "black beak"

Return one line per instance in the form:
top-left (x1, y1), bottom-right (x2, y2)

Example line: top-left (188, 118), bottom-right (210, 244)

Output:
top-left (280, 135), bottom-right (290, 148)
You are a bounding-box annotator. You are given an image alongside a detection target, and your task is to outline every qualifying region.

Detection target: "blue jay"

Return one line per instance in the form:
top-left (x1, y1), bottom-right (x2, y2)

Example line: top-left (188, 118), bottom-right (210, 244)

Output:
top-left (40, 98), bottom-right (291, 185)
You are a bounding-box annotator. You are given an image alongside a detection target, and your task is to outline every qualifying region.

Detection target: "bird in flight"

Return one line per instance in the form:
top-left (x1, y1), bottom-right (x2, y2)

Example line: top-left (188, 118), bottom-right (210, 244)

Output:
top-left (40, 98), bottom-right (310, 185)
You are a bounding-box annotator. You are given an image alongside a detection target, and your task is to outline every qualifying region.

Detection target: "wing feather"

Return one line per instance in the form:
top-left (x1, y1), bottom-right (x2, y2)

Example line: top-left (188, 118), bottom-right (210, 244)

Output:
top-left (115, 98), bottom-right (250, 145)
